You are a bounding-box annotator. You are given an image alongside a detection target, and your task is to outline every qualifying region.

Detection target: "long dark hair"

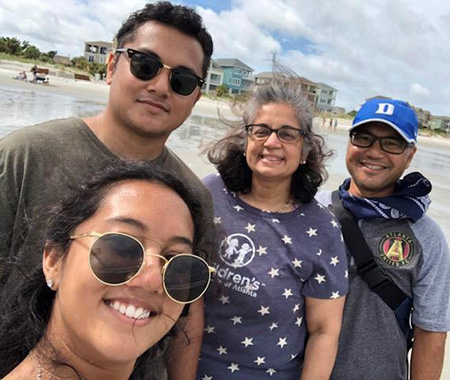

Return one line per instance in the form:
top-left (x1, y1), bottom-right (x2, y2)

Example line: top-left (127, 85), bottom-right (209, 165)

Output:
top-left (207, 79), bottom-right (332, 203)
top-left (0, 160), bottom-right (210, 379)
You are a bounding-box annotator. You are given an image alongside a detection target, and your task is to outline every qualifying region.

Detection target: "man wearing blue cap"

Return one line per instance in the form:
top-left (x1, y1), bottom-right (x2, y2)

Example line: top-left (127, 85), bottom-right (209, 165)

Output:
top-left (317, 98), bottom-right (450, 379)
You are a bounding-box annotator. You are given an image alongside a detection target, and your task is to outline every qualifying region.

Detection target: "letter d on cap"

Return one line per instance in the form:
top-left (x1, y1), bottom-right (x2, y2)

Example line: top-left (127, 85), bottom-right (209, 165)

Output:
top-left (376, 103), bottom-right (395, 115)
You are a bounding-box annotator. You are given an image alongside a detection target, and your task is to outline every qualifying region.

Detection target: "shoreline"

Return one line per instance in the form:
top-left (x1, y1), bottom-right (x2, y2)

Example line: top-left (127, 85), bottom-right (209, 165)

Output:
top-left (1, 59), bottom-right (449, 147)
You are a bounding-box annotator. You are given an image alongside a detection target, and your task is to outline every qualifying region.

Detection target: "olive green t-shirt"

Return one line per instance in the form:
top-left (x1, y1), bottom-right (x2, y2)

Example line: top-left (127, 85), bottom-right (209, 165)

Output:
top-left (0, 117), bottom-right (213, 291)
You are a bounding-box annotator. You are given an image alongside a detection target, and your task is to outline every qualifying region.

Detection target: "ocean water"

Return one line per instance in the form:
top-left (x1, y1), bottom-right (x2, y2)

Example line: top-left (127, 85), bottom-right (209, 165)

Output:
top-left (1, 85), bottom-right (449, 237)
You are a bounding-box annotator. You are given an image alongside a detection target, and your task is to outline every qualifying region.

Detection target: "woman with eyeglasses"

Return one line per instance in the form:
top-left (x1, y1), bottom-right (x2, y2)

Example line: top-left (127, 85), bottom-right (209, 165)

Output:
top-left (197, 80), bottom-right (348, 380)
top-left (0, 160), bottom-right (214, 380)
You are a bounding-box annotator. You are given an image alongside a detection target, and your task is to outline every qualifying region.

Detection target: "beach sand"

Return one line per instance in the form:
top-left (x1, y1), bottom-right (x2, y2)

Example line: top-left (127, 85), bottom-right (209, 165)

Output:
top-left (2, 59), bottom-right (450, 378)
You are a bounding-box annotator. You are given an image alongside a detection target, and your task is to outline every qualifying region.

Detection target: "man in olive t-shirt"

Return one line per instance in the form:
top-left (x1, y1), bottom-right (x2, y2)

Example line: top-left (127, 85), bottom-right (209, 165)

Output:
top-left (0, 4), bottom-right (213, 378)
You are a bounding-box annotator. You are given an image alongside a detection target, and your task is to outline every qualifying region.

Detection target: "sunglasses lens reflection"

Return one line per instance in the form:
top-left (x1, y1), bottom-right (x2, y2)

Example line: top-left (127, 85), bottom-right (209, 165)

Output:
top-left (170, 70), bottom-right (199, 96)
top-left (165, 255), bottom-right (210, 303)
top-left (131, 55), bottom-right (161, 81)
top-left (90, 234), bottom-right (143, 284)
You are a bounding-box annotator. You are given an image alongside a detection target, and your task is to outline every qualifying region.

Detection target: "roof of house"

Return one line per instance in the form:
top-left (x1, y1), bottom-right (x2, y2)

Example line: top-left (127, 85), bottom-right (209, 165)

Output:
top-left (210, 60), bottom-right (224, 70)
top-left (53, 55), bottom-right (72, 66)
top-left (214, 58), bottom-right (253, 71)
top-left (316, 82), bottom-right (337, 91)
top-left (85, 41), bottom-right (113, 48)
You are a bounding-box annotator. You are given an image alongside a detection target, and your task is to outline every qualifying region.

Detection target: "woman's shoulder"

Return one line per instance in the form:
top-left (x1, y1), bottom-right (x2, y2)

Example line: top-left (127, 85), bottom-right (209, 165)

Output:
top-left (202, 172), bottom-right (224, 190)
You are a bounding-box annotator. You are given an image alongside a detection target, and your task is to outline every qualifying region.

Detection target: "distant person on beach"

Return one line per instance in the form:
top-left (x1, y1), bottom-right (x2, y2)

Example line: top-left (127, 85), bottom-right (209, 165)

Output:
top-left (197, 80), bottom-right (348, 379)
top-left (0, 2), bottom-right (213, 378)
top-left (316, 98), bottom-right (450, 380)
top-left (333, 118), bottom-right (337, 131)
top-left (0, 161), bottom-right (214, 380)
top-left (30, 64), bottom-right (37, 83)
top-left (14, 70), bottom-right (27, 81)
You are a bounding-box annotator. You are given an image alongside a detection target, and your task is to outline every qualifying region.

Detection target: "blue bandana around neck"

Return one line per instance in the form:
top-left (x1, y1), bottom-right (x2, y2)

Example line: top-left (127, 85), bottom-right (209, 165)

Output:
top-left (338, 172), bottom-right (432, 222)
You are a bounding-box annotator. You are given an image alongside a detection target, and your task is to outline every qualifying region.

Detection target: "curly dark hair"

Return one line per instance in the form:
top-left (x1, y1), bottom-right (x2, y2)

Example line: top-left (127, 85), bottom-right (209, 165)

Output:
top-left (0, 160), bottom-right (210, 379)
top-left (206, 79), bottom-right (332, 203)
top-left (115, 1), bottom-right (213, 77)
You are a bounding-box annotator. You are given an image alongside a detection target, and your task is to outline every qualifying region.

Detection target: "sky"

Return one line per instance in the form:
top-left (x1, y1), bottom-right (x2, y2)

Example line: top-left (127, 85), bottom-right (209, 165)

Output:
top-left (1, 0), bottom-right (449, 115)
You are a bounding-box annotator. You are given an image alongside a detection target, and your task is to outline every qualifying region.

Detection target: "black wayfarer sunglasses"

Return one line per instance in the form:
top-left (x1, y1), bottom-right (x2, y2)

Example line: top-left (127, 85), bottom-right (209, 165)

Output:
top-left (116, 48), bottom-right (205, 96)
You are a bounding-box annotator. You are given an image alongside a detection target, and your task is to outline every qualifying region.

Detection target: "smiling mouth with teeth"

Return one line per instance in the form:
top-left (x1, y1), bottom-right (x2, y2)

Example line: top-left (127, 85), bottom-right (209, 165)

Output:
top-left (105, 300), bottom-right (155, 320)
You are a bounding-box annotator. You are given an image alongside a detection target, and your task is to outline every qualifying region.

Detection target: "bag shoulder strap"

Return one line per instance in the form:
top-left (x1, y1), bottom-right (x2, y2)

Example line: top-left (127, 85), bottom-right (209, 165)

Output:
top-left (331, 190), bottom-right (408, 310)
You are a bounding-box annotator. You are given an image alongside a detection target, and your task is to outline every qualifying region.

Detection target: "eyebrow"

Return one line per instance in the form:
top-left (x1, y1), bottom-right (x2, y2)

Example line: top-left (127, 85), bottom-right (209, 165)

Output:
top-left (105, 216), bottom-right (194, 248)
top-left (134, 48), bottom-right (199, 75)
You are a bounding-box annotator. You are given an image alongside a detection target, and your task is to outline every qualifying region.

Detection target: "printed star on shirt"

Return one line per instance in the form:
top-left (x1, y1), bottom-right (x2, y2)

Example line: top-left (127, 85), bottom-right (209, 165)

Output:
top-left (292, 303), bottom-right (300, 313)
top-left (241, 337), bottom-right (254, 347)
top-left (331, 291), bottom-right (340, 299)
top-left (317, 202), bottom-right (325, 209)
top-left (295, 317), bottom-right (303, 327)
top-left (258, 305), bottom-right (270, 316)
top-left (292, 258), bottom-right (303, 268)
top-left (345, 270), bottom-right (348, 278)
top-left (330, 256), bottom-right (340, 266)
top-left (316, 249), bottom-right (322, 256)
top-left (306, 227), bottom-right (318, 237)
top-left (266, 368), bottom-right (277, 376)
top-left (272, 218), bottom-right (280, 223)
top-left (257, 245), bottom-right (267, 255)
top-left (233, 205), bottom-right (244, 212)
top-left (268, 267), bottom-right (280, 278)
top-left (219, 295), bottom-right (230, 304)
top-left (277, 337), bottom-right (288, 348)
top-left (230, 316), bottom-right (242, 325)
top-left (269, 322), bottom-right (278, 331)
top-left (282, 235), bottom-right (292, 244)
top-left (217, 346), bottom-right (228, 355)
top-left (213, 216), bottom-right (222, 224)
top-left (201, 375), bottom-right (212, 380)
top-left (282, 288), bottom-right (293, 299)
top-left (228, 363), bottom-right (239, 373)
top-left (245, 223), bottom-right (256, 233)
top-left (222, 187), bottom-right (228, 193)
top-left (330, 219), bottom-right (339, 228)
top-left (254, 356), bottom-right (266, 365)
top-left (205, 325), bottom-right (215, 334)
top-left (291, 353), bottom-right (298, 360)
top-left (314, 274), bottom-right (326, 284)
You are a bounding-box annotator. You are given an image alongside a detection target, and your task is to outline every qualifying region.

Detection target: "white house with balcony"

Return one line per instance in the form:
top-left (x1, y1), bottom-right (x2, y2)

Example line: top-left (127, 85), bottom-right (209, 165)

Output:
top-left (203, 60), bottom-right (224, 94)
top-left (316, 82), bottom-right (337, 112)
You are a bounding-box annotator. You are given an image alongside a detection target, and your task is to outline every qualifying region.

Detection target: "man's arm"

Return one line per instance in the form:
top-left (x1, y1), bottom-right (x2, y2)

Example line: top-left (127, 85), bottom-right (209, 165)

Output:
top-left (166, 299), bottom-right (204, 380)
top-left (410, 326), bottom-right (447, 380)
top-left (300, 296), bottom-right (346, 380)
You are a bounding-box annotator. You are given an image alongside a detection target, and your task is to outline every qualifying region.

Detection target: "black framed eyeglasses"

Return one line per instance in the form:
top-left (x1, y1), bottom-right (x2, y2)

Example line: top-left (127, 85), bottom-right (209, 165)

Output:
top-left (115, 48), bottom-right (205, 96)
top-left (349, 131), bottom-right (413, 155)
top-left (70, 231), bottom-right (215, 304)
top-left (245, 124), bottom-right (306, 144)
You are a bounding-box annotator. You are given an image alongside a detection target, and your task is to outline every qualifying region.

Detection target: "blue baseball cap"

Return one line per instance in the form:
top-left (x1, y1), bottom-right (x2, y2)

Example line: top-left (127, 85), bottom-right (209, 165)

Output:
top-left (350, 98), bottom-right (418, 143)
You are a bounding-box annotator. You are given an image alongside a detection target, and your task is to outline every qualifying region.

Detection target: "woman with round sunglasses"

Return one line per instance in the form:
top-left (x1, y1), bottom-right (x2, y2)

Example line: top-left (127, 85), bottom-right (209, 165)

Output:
top-left (197, 79), bottom-right (348, 380)
top-left (0, 160), bottom-right (214, 380)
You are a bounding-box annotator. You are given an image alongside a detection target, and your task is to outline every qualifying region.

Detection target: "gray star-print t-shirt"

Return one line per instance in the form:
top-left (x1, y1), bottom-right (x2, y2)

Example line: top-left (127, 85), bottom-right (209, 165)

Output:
top-left (197, 174), bottom-right (348, 380)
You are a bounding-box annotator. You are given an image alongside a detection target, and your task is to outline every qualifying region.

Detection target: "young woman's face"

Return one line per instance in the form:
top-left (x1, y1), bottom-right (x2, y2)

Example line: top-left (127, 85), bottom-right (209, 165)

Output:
top-left (44, 180), bottom-right (194, 367)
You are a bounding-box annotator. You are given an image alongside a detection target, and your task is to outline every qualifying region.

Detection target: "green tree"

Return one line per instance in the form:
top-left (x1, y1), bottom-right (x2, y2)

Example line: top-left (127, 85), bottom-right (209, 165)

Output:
top-left (47, 50), bottom-right (57, 60)
top-left (347, 110), bottom-right (357, 117)
top-left (89, 62), bottom-right (107, 77)
top-left (215, 84), bottom-right (229, 97)
top-left (23, 45), bottom-right (41, 59)
top-left (72, 56), bottom-right (90, 71)
top-left (0, 37), bottom-right (22, 55)
top-left (20, 40), bottom-right (30, 53)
